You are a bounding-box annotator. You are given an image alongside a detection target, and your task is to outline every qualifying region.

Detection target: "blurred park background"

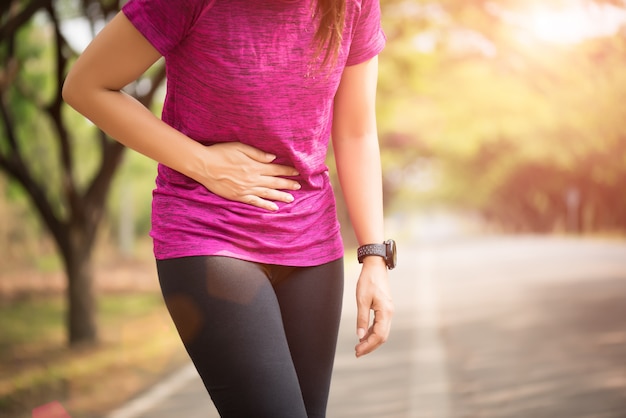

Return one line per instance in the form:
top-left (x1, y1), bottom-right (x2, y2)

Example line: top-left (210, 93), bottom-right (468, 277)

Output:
top-left (1, 0), bottom-right (625, 417)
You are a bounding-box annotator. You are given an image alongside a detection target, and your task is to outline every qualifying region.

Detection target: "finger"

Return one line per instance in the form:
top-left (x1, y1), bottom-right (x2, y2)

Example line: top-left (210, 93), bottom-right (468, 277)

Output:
top-left (234, 143), bottom-right (299, 176)
top-left (263, 163), bottom-right (300, 178)
top-left (355, 309), bottom-right (392, 357)
top-left (356, 301), bottom-right (371, 342)
top-left (252, 187), bottom-right (295, 204)
top-left (236, 143), bottom-right (277, 163)
top-left (355, 334), bottom-right (378, 357)
top-left (355, 323), bottom-right (385, 357)
top-left (260, 176), bottom-right (301, 192)
top-left (240, 195), bottom-right (279, 212)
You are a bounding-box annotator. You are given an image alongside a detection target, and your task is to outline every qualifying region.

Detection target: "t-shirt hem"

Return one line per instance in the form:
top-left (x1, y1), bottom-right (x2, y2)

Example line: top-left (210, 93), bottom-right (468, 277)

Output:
top-left (153, 245), bottom-right (345, 267)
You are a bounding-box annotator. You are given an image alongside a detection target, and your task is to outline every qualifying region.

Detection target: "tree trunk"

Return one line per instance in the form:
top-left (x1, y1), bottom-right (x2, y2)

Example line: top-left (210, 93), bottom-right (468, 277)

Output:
top-left (62, 225), bottom-right (98, 346)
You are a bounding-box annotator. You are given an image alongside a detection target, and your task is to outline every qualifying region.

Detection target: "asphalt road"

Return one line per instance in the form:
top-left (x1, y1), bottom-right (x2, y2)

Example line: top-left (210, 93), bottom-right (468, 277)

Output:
top-left (106, 219), bottom-right (626, 418)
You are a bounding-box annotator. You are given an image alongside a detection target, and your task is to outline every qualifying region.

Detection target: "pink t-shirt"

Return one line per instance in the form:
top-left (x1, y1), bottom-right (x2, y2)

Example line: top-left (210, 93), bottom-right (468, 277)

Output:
top-left (122, 0), bottom-right (386, 266)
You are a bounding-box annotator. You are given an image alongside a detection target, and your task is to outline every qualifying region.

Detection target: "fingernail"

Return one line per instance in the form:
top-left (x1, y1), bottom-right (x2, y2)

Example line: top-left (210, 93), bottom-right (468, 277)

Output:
top-left (294, 183), bottom-right (301, 190)
top-left (357, 328), bottom-right (366, 339)
top-left (286, 195), bottom-right (294, 202)
top-left (267, 154), bottom-right (277, 161)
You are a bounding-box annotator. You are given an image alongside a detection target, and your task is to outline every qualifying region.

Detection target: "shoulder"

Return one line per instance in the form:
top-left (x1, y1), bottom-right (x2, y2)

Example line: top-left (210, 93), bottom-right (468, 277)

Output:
top-left (344, 0), bottom-right (383, 27)
top-left (346, 0), bottom-right (381, 13)
top-left (123, 0), bottom-right (212, 25)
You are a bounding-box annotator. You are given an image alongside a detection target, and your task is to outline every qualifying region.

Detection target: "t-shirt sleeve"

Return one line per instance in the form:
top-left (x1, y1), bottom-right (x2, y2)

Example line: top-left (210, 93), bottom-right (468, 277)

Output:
top-left (346, 0), bottom-right (386, 66)
top-left (122, 0), bottom-right (207, 57)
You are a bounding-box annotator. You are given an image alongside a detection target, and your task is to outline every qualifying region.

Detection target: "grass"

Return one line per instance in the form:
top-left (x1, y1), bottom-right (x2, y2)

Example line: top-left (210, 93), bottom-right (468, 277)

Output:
top-left (99, 292), bottom-right (166, 323)
top-left (0, 298), bottom-right (64, 352)
top-left (0, 293), bottom-right (165, 354)
top-left (0, 292), bottom-right (189, 418)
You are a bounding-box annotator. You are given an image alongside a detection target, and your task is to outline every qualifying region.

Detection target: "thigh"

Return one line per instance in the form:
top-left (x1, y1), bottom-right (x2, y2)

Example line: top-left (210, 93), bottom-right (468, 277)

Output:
top-left (156, 256), bottom-right (307, 418)
top-left (274, 258), bottom-right (344, 418)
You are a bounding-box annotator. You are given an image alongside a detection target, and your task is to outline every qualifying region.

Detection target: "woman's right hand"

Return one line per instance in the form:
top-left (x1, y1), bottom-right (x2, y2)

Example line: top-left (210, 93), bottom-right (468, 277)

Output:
top-left (198, 142), bottom-right (301, 211)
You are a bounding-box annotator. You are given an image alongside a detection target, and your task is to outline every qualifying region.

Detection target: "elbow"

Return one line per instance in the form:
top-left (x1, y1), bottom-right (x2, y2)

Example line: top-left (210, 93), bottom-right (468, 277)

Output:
top-left (62, 69), bottom-right (93, 111)
top-left (61, 73), bottom-right (79, 109)
top-left (331, 119), bottom-right (379, 148)
top-left (332, 131), bottom-right (379, 148)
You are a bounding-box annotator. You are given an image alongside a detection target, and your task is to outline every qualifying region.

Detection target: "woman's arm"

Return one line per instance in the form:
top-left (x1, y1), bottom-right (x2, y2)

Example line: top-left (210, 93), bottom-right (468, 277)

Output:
top-left (332, 56), bottom-right (394, 357)
top-left (63, 12), bottom-right (300, 211)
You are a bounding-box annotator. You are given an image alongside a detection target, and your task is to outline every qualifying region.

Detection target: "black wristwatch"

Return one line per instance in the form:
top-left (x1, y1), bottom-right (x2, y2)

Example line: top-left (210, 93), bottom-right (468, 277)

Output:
top-left (357, 239), bottom-right (397, 270)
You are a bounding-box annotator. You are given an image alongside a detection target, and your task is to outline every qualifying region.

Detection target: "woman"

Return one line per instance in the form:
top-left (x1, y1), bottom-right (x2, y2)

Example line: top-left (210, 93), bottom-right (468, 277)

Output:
top-left (63, 0), bottom-right (394, 416)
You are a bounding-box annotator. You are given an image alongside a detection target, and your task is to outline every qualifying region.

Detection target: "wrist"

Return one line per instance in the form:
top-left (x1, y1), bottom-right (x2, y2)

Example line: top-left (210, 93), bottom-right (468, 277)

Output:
top-left (182, 142), bottom-right (216, 182)
top-left (361, 255), bottom-right (387, 269)
top-left (357, 239), bottom-right (397, 270)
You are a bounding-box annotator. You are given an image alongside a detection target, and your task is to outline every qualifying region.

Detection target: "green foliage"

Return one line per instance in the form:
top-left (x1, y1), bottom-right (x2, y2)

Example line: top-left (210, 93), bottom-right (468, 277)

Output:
top-left (1, 1), bottom-right (166, 265)
top-left (3, 18), bottom-right (61, 217)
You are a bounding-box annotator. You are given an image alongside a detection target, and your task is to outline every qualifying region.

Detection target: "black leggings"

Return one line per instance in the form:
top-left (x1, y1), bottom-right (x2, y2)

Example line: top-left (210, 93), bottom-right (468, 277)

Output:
top-left (156, 256), bottom-right (344, 418)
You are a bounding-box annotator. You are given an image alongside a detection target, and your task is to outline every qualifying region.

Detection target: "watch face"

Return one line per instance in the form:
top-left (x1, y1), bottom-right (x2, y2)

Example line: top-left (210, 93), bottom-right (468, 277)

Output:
top-left (385, 239), bottom-right (397, 270)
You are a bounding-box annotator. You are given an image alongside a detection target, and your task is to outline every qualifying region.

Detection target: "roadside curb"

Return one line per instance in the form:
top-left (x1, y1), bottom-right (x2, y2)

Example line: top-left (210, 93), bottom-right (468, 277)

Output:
top-left (105, 363), bottom-right (197, 418)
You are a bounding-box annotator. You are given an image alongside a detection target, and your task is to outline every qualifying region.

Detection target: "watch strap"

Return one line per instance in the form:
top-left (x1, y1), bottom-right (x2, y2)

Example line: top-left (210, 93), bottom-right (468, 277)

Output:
top-left (357, 243), bottom-right (387, 263)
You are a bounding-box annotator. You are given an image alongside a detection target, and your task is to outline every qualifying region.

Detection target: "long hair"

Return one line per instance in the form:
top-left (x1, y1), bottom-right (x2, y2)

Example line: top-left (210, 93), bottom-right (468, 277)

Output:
top-left (313, 0), bottom-right (346, 66)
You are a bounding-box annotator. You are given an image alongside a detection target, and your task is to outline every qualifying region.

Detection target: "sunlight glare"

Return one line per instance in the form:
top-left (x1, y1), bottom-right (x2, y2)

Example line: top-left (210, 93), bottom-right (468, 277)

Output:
top-left (524, 4), bottom-right (626, 44)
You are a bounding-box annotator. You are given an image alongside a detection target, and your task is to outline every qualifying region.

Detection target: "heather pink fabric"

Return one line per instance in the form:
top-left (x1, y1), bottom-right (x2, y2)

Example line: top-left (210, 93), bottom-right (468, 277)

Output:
top-left (122, 0), bottom-right (386, 265)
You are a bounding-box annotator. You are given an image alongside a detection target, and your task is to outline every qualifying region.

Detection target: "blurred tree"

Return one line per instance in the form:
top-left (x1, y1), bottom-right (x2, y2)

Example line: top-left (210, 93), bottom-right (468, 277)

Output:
top-left (0, 0), bottom-right (165, 345)
top-left (378, 0), bottom-right (626, 234)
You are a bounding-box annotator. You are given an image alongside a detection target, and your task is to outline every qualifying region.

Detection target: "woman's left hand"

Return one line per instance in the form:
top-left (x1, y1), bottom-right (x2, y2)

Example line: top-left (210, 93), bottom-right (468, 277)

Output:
top-left (354, 257), bottom-right (394, 357)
